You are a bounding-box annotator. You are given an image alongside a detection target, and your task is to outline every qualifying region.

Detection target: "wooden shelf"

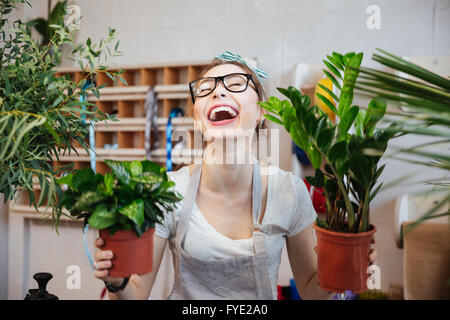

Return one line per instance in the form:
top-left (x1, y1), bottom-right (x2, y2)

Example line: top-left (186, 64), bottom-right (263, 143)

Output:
top-left (94, 84), bottom-right (188, 94)
top-left (57, 148), bottom-right (145, 161)
top-left (8, 203), bottom-right (78, 222)
top-left (55, 147), bottom-right (203, 162)
top-left (86, 84), bottom-right (190, 101)
top-left (56, 60), bottom-right (209, 74)
top-left (94, 117), bottom-right (194, 132)
top-left (149, 147), bottom-right (203, 158)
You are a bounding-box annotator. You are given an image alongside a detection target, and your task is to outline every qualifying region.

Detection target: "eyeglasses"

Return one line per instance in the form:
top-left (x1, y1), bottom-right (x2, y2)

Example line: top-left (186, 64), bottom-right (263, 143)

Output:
top-left (189, 73), bottom-right (260, 103)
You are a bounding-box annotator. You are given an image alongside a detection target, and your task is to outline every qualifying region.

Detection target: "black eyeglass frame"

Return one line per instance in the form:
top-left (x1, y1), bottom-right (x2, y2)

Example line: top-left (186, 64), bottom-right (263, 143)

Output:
top-left (189, 72), bottom-right (260, 103)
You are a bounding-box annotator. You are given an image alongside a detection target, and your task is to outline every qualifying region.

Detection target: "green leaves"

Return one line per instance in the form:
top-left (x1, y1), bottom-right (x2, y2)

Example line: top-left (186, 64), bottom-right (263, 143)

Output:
top-left (290, 124), bottom-right (308, 151)
top-left (131, 175), bottom-right (163, 185)
top-left (105, 159), bottom-right (131, 185)
top-left (322, 69), bottom-right (341, 91)
top-left (328, 140), bottom-right (347, 164)
top-left (363, 98), bottom-right (387, 137)
top-left (71, 167), bottom-right (103, 193)
top-left (338, 53), bottom-right (363, 117)
top-left (130, 160), bottom-right (143, 177)
top-left (263, 114), bottom-right (283, 125)
top-left (305, 169), bottom-right (325, 188)
top-left (97, 172), bottom-right (114, 196)
top-left (0, 112), bottom-right (46, 161)
top-left (72, 191), bottom-right (104, 212)
top-left (308, 144), bottom-right (322, 169)
top-left (323, 59), bottom-right (342, 80)
top-left (338, 105), bottom-right (359, 138)
top-left (57, 173), bottom-right (73, 189)
top-left (282, 106), bottom-right (296, 133)
top-left (372, 48), bottom-right (450, 91)
top-left (261, 50), bottom-right (395, 233)
top-left (51, 95), bottom-right (63, 109)
top-left (349, 153), bottom-right (372, 188)
top-left (57, 159), bottom-right (183, 237)
top-left (306, 111), bottom-right (321, 136)
top-left (88, 203), bottom-right (118, 230)
top-left (119, 199), bottom-right (144, 228)
top-left (315, 92), bottom-right (338, 115)
top-left (0, 0), bottom-right (127, 232)
top-left (354, 110), bottom-right (365, 137)
top-left (317, 127), bottom-right (333, 151)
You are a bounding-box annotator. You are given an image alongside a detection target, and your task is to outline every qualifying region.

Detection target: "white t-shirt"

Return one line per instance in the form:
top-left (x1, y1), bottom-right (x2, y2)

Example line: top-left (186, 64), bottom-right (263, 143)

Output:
top-left (155, 164), bottom-right (318, 298)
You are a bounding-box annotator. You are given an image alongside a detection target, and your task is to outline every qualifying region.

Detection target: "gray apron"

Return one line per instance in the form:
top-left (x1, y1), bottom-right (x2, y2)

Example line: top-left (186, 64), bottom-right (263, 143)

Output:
top-left (167, 161), bottom-right (275, 300)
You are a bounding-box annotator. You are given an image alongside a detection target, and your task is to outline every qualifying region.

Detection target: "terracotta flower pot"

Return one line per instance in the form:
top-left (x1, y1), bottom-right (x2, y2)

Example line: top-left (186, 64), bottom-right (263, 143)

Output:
top-left (313, 222), bottom-right (376, 294)
top-left (99, 228), bottom-right (155, 278)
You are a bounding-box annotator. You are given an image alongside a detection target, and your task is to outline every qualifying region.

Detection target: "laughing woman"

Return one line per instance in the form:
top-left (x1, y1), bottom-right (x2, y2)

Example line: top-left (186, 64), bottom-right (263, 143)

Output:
top-left (92, 51), bottom-right (376, 300)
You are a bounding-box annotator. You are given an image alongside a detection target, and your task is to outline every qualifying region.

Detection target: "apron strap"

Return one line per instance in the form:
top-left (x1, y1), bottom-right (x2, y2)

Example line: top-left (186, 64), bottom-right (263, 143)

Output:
top-left (251, 228), bottom-right (266, 254)
top-left (176, 164), bottom-right (202, 244)
top-left (250, 161), bottom-right (268, 254)
top-left (251, 161), bottom-right (262, 226)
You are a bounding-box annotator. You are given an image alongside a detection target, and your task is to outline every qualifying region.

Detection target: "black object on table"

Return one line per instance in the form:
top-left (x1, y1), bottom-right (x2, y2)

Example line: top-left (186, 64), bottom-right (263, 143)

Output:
top-left (24, 272), bottom-right (59, 300)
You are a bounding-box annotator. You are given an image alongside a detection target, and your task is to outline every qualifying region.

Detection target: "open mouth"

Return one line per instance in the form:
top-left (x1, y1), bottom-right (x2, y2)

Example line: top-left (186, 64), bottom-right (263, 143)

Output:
top-left (208, 106), bottom-right (239, 125)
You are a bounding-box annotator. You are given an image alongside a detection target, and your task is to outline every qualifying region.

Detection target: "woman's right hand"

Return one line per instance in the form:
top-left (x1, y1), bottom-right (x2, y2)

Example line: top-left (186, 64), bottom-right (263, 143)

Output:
top-left (93, 237), bottom-right (124, 286)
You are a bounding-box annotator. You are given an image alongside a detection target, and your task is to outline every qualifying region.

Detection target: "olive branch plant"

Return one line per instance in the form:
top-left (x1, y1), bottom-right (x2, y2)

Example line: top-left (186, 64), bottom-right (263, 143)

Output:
top-left (0, 0), bottom-right (127, 232)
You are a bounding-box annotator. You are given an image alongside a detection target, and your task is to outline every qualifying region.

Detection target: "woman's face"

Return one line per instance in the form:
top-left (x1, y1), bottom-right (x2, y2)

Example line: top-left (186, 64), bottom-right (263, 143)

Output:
top-left (193, 63), bottom-right (263, 137)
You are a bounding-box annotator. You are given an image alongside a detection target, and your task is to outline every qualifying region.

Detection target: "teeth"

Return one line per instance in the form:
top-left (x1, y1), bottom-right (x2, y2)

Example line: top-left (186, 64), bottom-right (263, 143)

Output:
top-left (210, 106), bottom-right (237, 120)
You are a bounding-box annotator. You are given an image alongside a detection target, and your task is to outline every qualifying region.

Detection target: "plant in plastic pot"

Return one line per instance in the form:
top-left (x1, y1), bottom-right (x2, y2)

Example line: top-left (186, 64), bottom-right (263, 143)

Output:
top-left (259, 51), bottom-right (397, 293)
top-left (56, 159), bottom-right (183, 277)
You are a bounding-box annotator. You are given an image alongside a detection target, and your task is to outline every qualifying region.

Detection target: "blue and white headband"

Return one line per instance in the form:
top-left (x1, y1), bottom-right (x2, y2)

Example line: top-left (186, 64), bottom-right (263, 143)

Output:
top-left (214, 50), bottom-right (268, 83)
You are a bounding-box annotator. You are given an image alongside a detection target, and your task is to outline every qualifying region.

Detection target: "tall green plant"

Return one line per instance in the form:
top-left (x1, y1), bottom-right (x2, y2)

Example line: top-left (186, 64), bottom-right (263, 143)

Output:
top-left (354, 48), bottom-right (450, 232)
top-left (259, 52), bottom-right (397, 233)
top-left (0, 0), bottom-right (125, 231)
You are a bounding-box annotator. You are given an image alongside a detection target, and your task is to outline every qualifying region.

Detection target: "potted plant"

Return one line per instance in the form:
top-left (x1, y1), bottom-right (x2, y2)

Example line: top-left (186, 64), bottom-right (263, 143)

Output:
top-left (0, 0), bottom-right (125, 229)
top-left (56, 159), bottom-right (183, 277)
top-left (259, 51), bottom-right (397, 293)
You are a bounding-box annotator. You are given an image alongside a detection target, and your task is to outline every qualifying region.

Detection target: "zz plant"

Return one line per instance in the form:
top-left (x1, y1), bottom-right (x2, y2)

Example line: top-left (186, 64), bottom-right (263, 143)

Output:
top-left (259, 51), bottom-right (397, 233)
top-left (56, 160), bottom-right (183, 237)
